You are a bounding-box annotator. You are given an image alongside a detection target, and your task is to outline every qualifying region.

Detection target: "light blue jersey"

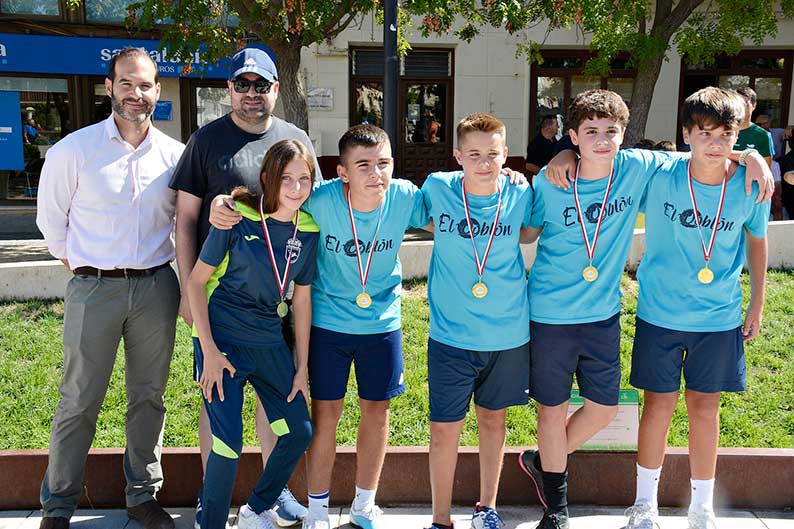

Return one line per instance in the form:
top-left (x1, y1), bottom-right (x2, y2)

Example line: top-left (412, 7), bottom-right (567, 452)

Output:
top-left (302, 178), bottom-right (428, 334)
top-left (529, 149), bottom-right (675, 324)
top-left (423, 171), bottom-right (533, 351)
top-left (637, 157), bottom-right (769, 332)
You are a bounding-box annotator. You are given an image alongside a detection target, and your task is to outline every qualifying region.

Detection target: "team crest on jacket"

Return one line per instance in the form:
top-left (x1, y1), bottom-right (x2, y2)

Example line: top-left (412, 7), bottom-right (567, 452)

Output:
top-left (286, 238), bottom-right (302, 263)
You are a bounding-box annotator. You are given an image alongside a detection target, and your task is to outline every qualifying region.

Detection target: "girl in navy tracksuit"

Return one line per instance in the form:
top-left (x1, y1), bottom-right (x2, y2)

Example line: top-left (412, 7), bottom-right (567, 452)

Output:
top-left (187, 139), bottom-right (319, 529)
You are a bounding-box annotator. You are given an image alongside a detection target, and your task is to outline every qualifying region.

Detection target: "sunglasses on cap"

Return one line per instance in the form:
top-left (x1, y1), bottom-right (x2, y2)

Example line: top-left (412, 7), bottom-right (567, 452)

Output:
top-left (232, 78), bottom-right (273, 94)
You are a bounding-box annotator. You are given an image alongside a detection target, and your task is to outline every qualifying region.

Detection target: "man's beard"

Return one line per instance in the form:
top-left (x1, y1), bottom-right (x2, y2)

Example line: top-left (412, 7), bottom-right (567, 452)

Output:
top-left (233, 97), bottom-right (272, 124)
top-left (110, 90), bottom-right (154, 124)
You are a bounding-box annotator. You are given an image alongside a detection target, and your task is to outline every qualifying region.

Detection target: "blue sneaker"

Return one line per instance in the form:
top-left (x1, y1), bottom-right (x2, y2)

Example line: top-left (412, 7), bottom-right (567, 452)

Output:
top-left (349, 503), bottom-right (384, 529)
top-left (470, 504), bottom-right (504, 529)
top-left (274, 487), bottom-right (307, 526)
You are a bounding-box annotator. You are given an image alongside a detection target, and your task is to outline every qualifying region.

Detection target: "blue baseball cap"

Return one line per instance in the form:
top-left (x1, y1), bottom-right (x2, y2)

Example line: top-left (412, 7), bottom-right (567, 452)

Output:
top-left (229, 48), bottom-right (278, 81)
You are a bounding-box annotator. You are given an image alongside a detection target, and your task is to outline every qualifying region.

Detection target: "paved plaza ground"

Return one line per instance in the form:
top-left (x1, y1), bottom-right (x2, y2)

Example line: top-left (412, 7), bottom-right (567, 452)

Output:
top-left (2, 505), bottom-right (794, 529)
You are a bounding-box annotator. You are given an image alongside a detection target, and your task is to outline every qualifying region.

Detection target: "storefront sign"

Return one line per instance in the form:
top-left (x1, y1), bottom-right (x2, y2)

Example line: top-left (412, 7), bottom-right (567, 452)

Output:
top-left (0, 33), bottom-right (272, 79)
top-left (0, 91), bottom-right (24, 170)
top-left (154, 101), bottom-right (173, 121)
top-left (307, 88), bottom-right (333, 110)
top-left (567, 389), bottom-right (639, 450)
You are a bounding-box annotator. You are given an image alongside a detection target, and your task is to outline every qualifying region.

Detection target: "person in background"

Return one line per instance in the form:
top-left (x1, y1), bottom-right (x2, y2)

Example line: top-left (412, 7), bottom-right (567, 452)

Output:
top-left (780, 136), bottom-right (794, 219)
top-left (654, 140), bottom-right (676, 152)
top-left (633, 139), bottom-right (656, 150)
top-left (735, 87), bottom-right (774, 168)
top-left (526, 115), bottom-right (560, 177)
top-left (23, 118), bottom-right (41, 144)
top-left (754, 114), bottom-right (792, 220)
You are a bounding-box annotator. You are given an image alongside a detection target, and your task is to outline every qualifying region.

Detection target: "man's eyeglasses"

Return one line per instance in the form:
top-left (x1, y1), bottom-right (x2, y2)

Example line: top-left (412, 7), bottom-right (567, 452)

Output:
top-left (232, 78), bottom-right (273, 94)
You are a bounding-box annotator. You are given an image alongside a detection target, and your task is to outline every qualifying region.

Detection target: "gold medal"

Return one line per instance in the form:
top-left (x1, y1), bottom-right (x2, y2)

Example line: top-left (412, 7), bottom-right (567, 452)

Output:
top-left (583, 265), bottom-right (599, 282)
top-left (687, 162), bottom-right (727, 289)
top-left (347, 188), bottom-right (383, 312)
top-left (356, 292), bottom-right (372, 309)
top-left (259, 197), bottom-right (299, 321)
top-left (697, 267), bottom-right (714, 284)
top-left (460, 178), bottom-right (503, 303)
top-left (573, 161), bottom-right (614, 286)
top-left (471, 281), bottom-right (489, 298)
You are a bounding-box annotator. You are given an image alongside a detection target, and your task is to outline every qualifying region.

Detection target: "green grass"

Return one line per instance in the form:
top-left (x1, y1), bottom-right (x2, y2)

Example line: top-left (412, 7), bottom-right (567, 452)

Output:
top-left (1, 271), bottom-right (793, 450)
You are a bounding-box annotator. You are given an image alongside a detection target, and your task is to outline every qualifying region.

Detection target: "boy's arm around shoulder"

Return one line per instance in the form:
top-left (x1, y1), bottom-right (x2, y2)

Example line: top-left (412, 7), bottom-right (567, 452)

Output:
top-left (399, 178), bottom-right (433, 232)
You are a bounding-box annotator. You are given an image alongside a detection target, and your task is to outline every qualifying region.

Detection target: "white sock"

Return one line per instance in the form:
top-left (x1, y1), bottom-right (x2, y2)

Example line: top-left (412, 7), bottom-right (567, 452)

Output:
top-left (634, 464), bottom-right (662, 509)
top-left (689, 478), bottom-right (715, 513)
top-left (352, 486), bottom-right (376, 511)
top-left (239, 504), bottom-right (256, 517)
top-left (308, 491), bottom-right (329, 519)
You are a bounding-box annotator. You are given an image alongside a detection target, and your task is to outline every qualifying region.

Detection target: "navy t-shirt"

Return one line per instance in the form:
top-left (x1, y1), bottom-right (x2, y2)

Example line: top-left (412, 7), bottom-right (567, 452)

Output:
top-left (196, 201), bottom-right (319, 346)
top-left (169, 114), bottom-right (321, 245)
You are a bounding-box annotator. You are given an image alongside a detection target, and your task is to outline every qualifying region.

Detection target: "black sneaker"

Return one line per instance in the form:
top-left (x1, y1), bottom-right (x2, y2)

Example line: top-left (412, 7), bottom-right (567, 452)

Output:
top-left (535, 510), bottom-right (569, 529)
top-left (519, 449), bottom-right (547, 509)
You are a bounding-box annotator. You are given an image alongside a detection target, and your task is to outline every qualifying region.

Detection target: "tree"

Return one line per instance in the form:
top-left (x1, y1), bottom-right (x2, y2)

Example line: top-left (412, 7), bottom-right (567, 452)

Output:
top-left (112, 0), bottom-right (380, 132)
top-left (98, 0), bottom-right (586, 134)
top-left (407, 0), bottom-right (794, 146)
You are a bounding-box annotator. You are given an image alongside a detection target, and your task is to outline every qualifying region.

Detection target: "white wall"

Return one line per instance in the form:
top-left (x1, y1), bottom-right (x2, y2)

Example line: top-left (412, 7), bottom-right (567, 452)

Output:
top-left (153, 77), bottom-right (182, 141)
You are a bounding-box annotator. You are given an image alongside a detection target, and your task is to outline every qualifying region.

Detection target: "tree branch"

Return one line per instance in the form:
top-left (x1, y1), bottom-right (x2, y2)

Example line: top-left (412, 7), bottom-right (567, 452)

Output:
top-left (654, 0), bottom-right (705, 40)
top-left (321, 10), bottom-right (363, 41)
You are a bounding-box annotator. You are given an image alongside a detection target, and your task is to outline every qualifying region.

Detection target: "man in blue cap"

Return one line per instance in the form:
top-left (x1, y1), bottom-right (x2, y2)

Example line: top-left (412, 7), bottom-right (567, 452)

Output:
top-left (170, 46), bottom-right (320, 529)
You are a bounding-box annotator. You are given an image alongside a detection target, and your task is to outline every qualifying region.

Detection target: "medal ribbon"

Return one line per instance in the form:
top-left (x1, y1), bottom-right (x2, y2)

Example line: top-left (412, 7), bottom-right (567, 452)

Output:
top-left (686, 161), bottom-right (728, 266)
top-left (460, 177), bottom-right (503, 279)
top-left (347, 188), bottom-right (384, 293)
top-left (573, 160), bottom-right (615, 263)
top-left (259, 196), bottom-right (300, 301)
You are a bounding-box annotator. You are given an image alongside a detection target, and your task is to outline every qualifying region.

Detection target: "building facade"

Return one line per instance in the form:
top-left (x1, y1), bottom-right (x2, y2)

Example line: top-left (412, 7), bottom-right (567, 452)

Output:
top-left (1, 4), bottom-right (793, 234)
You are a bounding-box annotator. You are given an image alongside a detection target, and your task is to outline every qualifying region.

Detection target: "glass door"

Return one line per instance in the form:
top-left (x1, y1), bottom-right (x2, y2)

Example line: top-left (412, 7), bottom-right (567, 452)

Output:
top-left (398, 80), bottom-right (452, 186)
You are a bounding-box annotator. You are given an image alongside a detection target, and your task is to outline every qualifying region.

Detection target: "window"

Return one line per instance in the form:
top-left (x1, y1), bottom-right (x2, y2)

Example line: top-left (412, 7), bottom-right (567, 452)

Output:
top-left (682, 51), bottom-right (792, 128)
top-left (84, 0), bottom-right (174, 23)
top-left (0, 0), bottom-right (59, 15)
top-left (529, 51), bottom-right (636, 137)
top-left (0, 76), bottom-right (71, 200)
top-left (85, 0), bottom-right (130, 22)
top-left (349, 47), bottom-right (454, 185)
top-left (195, 85), bottom-right (230, 128)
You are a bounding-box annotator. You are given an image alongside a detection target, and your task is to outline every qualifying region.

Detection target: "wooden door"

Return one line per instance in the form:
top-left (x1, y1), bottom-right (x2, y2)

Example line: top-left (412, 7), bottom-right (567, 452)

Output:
top-left (397, 80), bottom-right (453, 187)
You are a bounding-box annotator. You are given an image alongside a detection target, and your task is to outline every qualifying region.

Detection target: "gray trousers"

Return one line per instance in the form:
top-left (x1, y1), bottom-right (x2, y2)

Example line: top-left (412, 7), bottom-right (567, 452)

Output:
top-left (40, 266), bottom-right (180, 518)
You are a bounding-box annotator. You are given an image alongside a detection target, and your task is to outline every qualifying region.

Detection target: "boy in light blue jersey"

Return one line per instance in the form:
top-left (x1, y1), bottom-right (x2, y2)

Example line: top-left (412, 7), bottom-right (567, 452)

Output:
top-left (623, 88), bottom-right (769, 529)
top-left (518, 90), bottom-right (772, 529)
top-left (422, 113), bottom-right (533, 529)
top-left (300, 125), bottom-right (429, 529)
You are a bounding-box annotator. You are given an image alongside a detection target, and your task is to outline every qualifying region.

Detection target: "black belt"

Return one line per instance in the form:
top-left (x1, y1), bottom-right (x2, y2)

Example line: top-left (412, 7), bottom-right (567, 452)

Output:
top-left (73, 262), bottom-right (170, 278)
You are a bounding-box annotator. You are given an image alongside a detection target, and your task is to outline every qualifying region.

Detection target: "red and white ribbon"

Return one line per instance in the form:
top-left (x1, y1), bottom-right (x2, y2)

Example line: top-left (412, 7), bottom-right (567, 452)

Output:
top-left (259, 196), bottom-right (299, 301)
top-left (573, 160), bottom-right (615, 263)
top-left (347, 188), bottom-right (384, 293)
top-left (686, 160), bottom-right (727, 266)
top-left (461, 177), bottom-right (503, 280)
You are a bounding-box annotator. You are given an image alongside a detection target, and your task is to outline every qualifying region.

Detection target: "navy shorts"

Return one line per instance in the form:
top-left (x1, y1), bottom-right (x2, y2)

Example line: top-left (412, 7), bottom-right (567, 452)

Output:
top-left (308, 326), bottom-right (405, 401)
top-left (630, 318), bottom-right (746, 393)
top-left (427, 338), bottom-right (530, 422)
top-left (530, 313), bottom-right (621, 407)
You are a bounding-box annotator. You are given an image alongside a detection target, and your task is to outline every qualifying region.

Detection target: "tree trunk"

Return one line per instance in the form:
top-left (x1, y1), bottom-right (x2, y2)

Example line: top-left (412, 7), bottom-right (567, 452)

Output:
top-left (269, 40), bottom-right (309, 133)
top-left (625, 53), bottom-right (666, 148)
